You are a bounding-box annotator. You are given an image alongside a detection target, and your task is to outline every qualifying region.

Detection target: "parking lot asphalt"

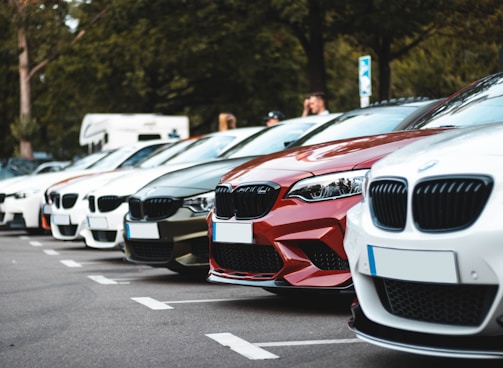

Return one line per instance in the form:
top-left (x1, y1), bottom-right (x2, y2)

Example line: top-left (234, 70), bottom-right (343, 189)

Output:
top-left (1, 230), bottom-right (500, 368)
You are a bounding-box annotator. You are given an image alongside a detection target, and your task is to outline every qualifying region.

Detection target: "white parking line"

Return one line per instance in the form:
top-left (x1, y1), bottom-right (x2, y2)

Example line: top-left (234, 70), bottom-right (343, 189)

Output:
top-left (256, 338), bottom-right (361, 347)
top-left (88, 275), bottom-right (118, 285)
top-left (131, 297), bottom-right (173, 310)
top-left (19, 236), bottom-right (29, 240)
top-left (162, 297), bottom-right (274, 305)
top-left (43, 249), bottom-right (59, 256)
top-left (30, 241), bottom-right (42, 247)
top-left (206, 333), bottom-right (362, 360)
top-left (60, 260), bottom-right (82, 268)
top-left (206, 333), bottom-right (279, 360)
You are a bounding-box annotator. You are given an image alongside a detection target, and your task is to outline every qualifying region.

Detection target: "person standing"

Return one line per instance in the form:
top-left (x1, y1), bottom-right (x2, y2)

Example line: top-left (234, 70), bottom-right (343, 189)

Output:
top-left (218, 113), bottom-right (237, 131)
top-left (263, 110), bottom-right (285, 126)
top-left (302, 92), bottom-right (329, 116)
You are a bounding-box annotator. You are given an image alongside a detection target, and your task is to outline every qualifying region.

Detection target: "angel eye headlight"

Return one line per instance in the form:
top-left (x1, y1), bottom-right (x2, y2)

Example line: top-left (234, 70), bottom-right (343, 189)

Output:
top-left (286, 169), bottom-right (368, 202)
top-left (182, 191), bottom-right (215, 213)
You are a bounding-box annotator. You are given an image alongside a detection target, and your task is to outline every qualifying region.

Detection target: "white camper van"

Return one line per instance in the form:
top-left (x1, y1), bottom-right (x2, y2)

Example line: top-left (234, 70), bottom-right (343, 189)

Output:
top-left (79, 114), bottom-right (190, 153)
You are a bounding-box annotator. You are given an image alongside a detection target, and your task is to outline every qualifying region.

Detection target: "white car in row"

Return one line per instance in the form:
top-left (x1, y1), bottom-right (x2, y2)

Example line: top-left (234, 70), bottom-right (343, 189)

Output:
top-left (0, 140), bottom-right (172, 233)
top-left (344, 122), bottom-right (503, 359)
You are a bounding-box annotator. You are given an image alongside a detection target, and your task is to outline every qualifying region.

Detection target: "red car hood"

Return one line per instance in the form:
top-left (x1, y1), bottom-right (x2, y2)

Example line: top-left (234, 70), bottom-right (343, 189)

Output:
top-left (222, 129), bottom-right (447, 184)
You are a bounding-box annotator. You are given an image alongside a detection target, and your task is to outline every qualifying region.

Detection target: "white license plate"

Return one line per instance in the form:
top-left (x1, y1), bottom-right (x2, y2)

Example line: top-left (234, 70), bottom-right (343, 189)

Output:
top-left (42, 204), bottom-right (52, 215)
top-left (125, 222), bottom-right (159, 239)
top-left (52, 214), bottom-right (70, 225)
top-left (87, 216), bottom-right (108, 229)
top-left (212, 221), bottom-right (252, 243)
top-left (367, 245), bottom-right (458, 283)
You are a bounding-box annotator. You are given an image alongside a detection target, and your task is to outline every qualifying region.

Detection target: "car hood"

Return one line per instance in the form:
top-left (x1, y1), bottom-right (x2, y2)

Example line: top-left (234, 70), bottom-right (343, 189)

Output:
top-left (48, 170), bottom-right (132, 196)
top-left (371, 122), bottom-right (503, 176)
top-left (132, 157), bottom-right (254, 199)
top-left (221, 129), bottom-right (447, 185)
top-left (89, 161), bottom-right (205, 197)
top-left (0, 169), bottom-right (115, 195)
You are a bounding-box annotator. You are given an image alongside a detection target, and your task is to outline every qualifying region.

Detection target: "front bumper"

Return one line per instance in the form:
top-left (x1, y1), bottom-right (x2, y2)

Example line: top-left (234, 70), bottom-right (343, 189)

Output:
top-left (123, 208), bottom-right (209, 274)
top-left (208, 196), bottom-right (358, 292)
top-left (349, 301), bottom-right (503, 359)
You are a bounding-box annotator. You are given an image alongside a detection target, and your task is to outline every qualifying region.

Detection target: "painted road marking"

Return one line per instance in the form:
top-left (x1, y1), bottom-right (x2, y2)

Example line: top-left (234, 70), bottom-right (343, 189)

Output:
top-left (206, 333), bottom-right (362, 360)
top-left (88, 275), bottom-right (118, 285)
top-left (206, 333), bottom-right (279, 360)
top-left (30, 241), bottom-right (42, 247)
top-left (162, 297), bottom-right (274, 305)
top-left (61, 260), bottom-right (82, 268)
top-left (256, 338), bottom-right (361, 347)
top-left (131, 297), bottom-right (173, 310)
top-left (132, 296), bottom-right (275, 310)
top-left (19, 236), bottom-right (29, 240)
top-left (43, 249), bottom-right (59, 256)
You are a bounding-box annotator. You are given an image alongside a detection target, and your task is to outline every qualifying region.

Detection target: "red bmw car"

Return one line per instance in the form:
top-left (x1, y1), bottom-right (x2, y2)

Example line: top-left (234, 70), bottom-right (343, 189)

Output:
top-left (207, 129), bottom-right (446, 294)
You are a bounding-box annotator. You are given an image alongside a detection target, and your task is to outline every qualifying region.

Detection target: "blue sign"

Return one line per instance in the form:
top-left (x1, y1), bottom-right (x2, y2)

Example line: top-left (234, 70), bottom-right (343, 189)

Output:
top-left (359, 55), bottom-right (371, 97)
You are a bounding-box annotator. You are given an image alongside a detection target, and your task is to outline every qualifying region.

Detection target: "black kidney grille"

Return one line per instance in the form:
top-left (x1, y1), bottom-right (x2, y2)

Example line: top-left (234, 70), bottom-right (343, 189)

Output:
top-left (128, 197), bottom-right (142, 219)
top-left (215, 184), bottom-right (234, 218)
top-left (413, 176), bottom-right (493, 232)
top-left (98, 195), bottom-right (126, 213)
top-left (298, 241), bottom-right (349, 270)
top-left (369, 179), bottom-right (407, 231)
top-left (0, 193), bottom-right (5, 203)
top-left (212, 242), bottom-right (283, 273)
top-left (88, 195), bottom-right (96, 212)
top-left (234, 184), bottom-right (280, 219)
top-left (215, 183), bottom-right (280, 220)
top-left (144, 197), bottom-right (182, 220)
top-left (62, 193), bottom-right (78, 209)
top-left (50, 192), bottom-right (60, 208)
top-left (375, 278), bottom-right (497, 327)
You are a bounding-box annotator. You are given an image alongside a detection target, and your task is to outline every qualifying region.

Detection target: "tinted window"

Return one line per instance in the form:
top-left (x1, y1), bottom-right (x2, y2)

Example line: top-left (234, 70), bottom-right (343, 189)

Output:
top-left (220, 122), bottom-right (315, 158)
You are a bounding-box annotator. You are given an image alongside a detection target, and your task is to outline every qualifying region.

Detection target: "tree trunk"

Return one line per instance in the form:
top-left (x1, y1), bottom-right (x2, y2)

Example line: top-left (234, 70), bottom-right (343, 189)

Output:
top-left (306, 0), bottom-right (327, 96)
top-left (18, 21), bottom-right (34, 159)
top-left (377, 36), bottom-right (391, 102)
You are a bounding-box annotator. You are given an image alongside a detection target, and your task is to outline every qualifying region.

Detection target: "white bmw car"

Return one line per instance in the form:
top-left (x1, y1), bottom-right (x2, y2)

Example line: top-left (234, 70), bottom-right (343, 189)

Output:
top-left (0, 140), bottom-right (171, 234)
top-left (344, 122), bottom-right (503, 359)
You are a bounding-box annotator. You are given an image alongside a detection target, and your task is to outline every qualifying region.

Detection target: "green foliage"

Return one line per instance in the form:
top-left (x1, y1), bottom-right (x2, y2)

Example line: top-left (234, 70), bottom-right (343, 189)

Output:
top-left (2, 0), bottom-right (503, 159)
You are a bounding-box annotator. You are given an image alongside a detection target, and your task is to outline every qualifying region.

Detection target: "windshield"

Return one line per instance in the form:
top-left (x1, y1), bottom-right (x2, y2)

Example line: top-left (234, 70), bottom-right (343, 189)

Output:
top-left (89, 143), bottom-right (165, 169)
top-left (162, 134), bottom-right (237, 164)
top-left (408, 73), bottom-right (503, 129)
top-left (137, 140), bottom-right (196, 168)
top-left (291, 105), bottom-right (425, 147)
top-left (219, 122), bottom-right (316, 158)
top-left (64, 150), bottom-right (116, 171)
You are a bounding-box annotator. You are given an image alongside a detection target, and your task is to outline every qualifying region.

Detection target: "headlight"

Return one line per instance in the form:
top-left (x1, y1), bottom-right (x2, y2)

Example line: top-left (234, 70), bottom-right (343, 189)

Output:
top-left (286, 170), bottom-right (368, 202)
top-left (182, 191), bottom-right (215, 213)
top-left (14, 188), bottom-right (41, 199)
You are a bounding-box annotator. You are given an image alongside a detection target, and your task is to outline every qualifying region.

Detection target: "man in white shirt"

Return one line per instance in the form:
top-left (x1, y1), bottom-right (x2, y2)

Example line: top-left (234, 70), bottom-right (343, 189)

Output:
top-left (302, 92), bottom-right (329, 116)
